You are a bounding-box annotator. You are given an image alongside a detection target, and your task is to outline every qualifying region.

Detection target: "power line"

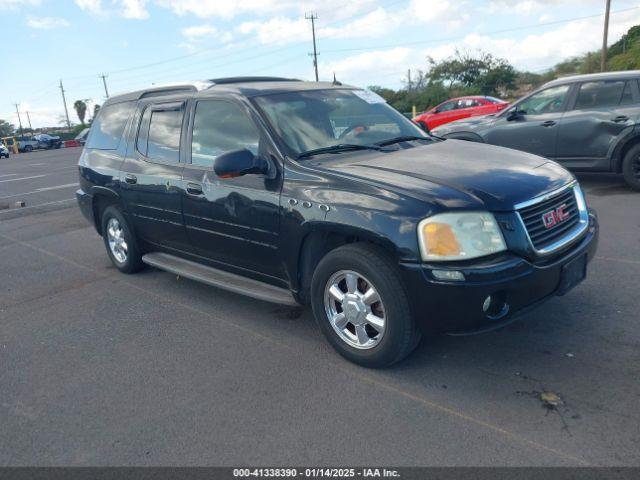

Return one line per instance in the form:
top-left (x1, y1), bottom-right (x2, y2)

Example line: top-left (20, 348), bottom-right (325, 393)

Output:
top-left (306, 12), bottom-right (320, 81)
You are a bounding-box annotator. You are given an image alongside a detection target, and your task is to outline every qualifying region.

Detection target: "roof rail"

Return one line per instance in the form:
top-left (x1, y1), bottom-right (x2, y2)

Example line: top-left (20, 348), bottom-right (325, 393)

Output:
top-left (209, 76), bottom-right (301, 85)
top-left (137, 81), bottom-right (214, 99)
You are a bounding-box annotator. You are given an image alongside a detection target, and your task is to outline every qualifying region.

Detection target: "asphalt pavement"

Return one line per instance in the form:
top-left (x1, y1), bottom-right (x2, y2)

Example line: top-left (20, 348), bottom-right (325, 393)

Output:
top-left (0, 149), bottom-right (639, 466)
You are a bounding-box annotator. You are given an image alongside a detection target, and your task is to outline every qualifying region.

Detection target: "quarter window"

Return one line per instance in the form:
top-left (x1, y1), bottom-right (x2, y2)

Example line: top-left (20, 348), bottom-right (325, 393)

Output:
top-left (575, 80), bottom-right (631, 109)
top-left (191, 101), bottom-right (260, 167)
top-left (86, 101), bottom-right (135, 150)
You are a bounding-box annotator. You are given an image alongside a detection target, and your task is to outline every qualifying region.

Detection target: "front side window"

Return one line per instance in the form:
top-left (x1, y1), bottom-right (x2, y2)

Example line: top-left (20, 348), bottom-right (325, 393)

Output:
top-left (575, 80), bottom-right (629, 109)
top-left (86, 101), bottom-right (135, 150)
top-left (437, 100), bottom-right (457, 112)
top-left (136, 105), bottom-right (183, 163)
top-left (516, 85), bottom-right (570, 115)
top-left (254, 89), bottom-right (425, 157)
top-left (191, 101), bottom-right (260, 167)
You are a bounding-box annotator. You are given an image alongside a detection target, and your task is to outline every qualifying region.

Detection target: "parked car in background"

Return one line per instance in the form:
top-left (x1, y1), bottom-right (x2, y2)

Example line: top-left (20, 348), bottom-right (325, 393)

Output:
top-left (0, 143), bottom-right (9, 158)
top-left (75, 128), bottom-right (90, 145)
top-left (433, 71), bottom-right (640, 190)
top-left (16, 136), bottom-right (39, 152)
top-left (34, 133), bottom-right (62, 149)
top-left (413, 96), bottom-right (508, 131)
top-left (77, 77), bottom-right (598, 368)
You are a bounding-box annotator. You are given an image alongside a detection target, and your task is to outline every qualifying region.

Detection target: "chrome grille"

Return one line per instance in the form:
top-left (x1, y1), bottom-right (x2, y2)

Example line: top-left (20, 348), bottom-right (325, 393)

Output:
top-left (516, 183), bottom-right (588, 254)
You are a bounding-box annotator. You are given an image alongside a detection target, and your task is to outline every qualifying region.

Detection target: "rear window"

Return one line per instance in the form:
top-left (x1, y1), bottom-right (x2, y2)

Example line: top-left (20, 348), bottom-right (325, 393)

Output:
top-left (86, 101), bottom-right (135, 150)
top-left (575, 80), bottom-right (634, 109)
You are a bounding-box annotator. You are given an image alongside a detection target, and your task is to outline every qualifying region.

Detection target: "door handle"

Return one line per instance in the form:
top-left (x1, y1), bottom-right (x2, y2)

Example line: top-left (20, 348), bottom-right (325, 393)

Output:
top-left (124, 174), bottom-right (137, 185)
top-left (612, 115), bottom-right (629, 123)
top-left (540, 120), bottom-right (557, 127)
top-left (186, 182), bottom-right (203, 195)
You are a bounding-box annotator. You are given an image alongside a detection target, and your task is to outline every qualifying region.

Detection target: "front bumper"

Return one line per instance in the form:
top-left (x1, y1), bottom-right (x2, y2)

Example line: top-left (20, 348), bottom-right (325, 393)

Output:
top-left (400, 209), bottom-right (599, 335)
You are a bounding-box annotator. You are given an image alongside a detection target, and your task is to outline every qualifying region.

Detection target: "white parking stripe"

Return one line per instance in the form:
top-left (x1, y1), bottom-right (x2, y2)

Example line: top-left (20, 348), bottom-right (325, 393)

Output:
top-left (0, 174), bottom-right (47, 183)
top-left (0, 174), bottom-right (18, 178)
top-left (0, 198), bottom-right (75, 215)
top-left (0, 183), bottom-right (79, 200)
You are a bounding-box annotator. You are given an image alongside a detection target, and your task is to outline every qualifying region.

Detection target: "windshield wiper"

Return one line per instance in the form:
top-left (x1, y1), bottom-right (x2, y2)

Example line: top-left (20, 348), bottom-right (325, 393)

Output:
top-left (297, 144), bottom-right (388, 159)
top-left (375, 135), bottom-right (431, 147)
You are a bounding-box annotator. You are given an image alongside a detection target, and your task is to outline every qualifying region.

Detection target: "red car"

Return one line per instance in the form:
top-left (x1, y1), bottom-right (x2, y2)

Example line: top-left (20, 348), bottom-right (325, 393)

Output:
top-left (413, 96), bottom-right (508, 131)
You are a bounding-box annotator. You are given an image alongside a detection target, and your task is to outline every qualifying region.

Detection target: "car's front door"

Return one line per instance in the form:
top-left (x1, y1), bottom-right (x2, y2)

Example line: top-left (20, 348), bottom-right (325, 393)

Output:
top-left (181, 98), bottom-right (284, 283)
top-left (484, 84), bottom-right (572, 158)
top-left (120, 100), bottom-right (191, 253)
top-left (555, 79), bottom-right (640, 170)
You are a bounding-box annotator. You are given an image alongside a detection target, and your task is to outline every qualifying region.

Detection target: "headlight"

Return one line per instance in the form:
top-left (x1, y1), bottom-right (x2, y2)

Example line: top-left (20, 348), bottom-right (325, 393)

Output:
top-left (418, 212), bottom-right (507, 261)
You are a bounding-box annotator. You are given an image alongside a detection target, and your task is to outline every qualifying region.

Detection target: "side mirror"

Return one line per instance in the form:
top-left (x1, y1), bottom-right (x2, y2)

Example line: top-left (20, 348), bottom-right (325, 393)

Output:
top-left (214, 148), bottom-right (268, 179)
top-left (507, 109), bottom-right (523, 121)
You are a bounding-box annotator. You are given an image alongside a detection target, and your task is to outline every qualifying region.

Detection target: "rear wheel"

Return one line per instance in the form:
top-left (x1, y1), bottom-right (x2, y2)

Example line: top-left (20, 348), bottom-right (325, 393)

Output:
top-left (101, 205), bottom-right (144, 273)
top-left (622, 144), bottom-right (640, 191)
top-left (25, 145), bottom-right (33, 152)
top-left (311, 243), bottom-right (420, 368)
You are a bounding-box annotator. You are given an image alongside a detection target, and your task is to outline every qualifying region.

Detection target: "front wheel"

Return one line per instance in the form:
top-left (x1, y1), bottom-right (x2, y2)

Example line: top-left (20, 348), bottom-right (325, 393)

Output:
top-left (622, 143), bottom-right (640, 191)
top-left (311, 243), bottom-right (420, 368)
top-left (101, 205), bottom-right (144, 273)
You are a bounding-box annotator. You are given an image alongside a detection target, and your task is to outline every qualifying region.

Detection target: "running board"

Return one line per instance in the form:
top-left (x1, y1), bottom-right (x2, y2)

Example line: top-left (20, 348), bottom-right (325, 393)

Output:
top-left (142, 252), bottom-right (298, 306)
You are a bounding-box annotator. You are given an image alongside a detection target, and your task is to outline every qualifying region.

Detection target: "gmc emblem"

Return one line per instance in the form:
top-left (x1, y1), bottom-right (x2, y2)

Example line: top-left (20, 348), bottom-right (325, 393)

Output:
top-left (542, 204), bottom-right (570, 229)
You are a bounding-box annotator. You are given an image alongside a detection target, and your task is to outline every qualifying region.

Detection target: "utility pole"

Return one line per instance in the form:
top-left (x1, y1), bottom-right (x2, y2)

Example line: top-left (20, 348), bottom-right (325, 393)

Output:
top-left (407, 69), bottom-right (412, 91)
top-left (601, 0), bottom-right (611, 72)
top-left (25, 111), bottom-right (33, 131)
top-left (59, 79), bottom-right (71, 129)
top-left (14, 103), bottom-right (24, 137)
top-left (305, 12), bottom-right (319, 82)
top-left (100, 74), bottom-right (110, 98)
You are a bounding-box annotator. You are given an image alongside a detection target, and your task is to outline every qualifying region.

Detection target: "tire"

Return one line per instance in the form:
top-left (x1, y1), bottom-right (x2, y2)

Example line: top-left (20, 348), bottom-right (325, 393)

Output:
top-left (622, 143), bottom-right (640, 191)
top-left (25, 145), bottom-right (32, 152)
top-left (310, 243), bottom-right (420, 368)
top-left (101, 205), bottom-right (144, 273)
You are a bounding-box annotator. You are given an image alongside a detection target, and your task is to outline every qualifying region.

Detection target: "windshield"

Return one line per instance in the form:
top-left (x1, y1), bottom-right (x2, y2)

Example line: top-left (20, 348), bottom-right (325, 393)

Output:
top-left (254, 89), bottom-right (427, 158)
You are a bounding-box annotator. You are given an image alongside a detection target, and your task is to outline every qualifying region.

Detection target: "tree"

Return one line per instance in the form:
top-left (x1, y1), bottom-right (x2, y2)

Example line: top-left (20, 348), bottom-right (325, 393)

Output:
top-left (427, 50), bottom-right (517, 97)
top-left (73, 100), bottom-right (87, 126)
top-left (0, 119), bottom-right (15, 137)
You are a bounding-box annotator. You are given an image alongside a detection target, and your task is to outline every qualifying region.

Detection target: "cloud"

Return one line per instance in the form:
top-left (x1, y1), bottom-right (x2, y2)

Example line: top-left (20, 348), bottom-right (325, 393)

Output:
top-left (121, 0), bottom-right (149, 19)
top-left (0, 0), bottom-right (40, 9)
top-left (181, 24), bottom-right (217, 39)
top-left (27, 16), bottom-right (71, 29)
top-left (75, 0), bottom-right (103, 15)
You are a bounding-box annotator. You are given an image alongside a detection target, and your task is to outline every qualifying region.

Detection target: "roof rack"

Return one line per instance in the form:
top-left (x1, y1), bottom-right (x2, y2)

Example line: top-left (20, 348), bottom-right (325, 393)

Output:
top-left (209, 76), bottom-right (301, 85)
top-left (136, 81), bottom-right (214, 99)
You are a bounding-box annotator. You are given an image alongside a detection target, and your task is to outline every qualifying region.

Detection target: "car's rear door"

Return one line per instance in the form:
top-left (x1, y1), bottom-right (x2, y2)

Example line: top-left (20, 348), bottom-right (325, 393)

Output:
top-left (484, 84), bottom-right (572, 158)
top-left (119, 99), bottom-right (191, 252)
top-left (181, 97), bottom-right (285, 283)
top-left (555, 78), bottom-right (640, 170)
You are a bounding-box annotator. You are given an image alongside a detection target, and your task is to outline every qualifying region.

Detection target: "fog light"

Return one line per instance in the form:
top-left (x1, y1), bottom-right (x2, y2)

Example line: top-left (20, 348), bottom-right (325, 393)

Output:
top-left (482, 295), bottom-right (492, 313)
top-left (432, 269), bottom-right (465, 281)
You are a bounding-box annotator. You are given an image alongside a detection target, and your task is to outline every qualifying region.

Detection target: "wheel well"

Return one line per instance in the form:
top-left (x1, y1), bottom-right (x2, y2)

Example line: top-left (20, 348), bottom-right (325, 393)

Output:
top-left (616, 136), bottom-right (640, 173)
top-left (295, 230), bottom-right (395, 304)
top-left (92, 194), bottom-right (120, 235)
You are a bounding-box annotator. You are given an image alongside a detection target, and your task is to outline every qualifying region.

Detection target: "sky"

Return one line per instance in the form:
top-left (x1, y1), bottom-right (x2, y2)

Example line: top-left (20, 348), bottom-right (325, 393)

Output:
top-left (2, 0), bottom-right (640, 128)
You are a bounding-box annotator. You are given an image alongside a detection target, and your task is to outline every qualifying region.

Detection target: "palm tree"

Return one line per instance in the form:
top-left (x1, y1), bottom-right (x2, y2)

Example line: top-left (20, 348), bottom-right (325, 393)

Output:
top-left (73, 100), bottom-right (87, 126)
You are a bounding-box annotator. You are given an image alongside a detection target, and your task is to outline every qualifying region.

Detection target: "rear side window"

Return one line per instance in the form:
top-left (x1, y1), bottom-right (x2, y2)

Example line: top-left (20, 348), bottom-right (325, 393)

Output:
top-left (86, 101), bottom-right (135, 150)
top-left (136, 105), bottom-right (184, 163)
top-left (575, 80), bottom-right (631, 109)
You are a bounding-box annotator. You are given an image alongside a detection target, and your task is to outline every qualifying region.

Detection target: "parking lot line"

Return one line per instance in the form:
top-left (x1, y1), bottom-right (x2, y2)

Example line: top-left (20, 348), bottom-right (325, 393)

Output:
top-left (595, 256), bottom-right (640, 266)
top-left (0, 198), bottom-right (75, 215)
top-left (0, 228), bottom-right (592, 466)
top-left (0, 183), bottom-right (79, 200)
top-left (0, 174), bottom-right (18, 178)
top-left (0, 174), bottom-right (47, 183)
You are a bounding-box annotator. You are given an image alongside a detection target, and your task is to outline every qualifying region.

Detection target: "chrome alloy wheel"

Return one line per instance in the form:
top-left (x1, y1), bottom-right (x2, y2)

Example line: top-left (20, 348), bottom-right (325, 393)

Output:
top-left (324, 270), bottom-right (386, 349)
top-left (106, 217), bottom-right (128, 264)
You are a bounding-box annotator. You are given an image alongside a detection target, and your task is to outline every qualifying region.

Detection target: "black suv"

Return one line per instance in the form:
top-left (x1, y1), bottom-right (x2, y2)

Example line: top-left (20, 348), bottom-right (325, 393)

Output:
top-left (77, 77), bottom-right (598, 367)
top-left (432, 71), bottom-right (640, 190)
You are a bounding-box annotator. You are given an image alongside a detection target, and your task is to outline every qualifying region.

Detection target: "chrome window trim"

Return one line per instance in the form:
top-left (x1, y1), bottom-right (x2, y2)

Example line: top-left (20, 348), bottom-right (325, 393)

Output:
top-left (515, 181), bottom-right (589, 256)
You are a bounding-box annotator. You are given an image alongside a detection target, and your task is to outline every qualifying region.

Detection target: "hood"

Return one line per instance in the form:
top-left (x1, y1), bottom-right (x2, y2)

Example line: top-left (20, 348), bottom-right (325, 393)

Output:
top-left (310, 139), bottom-right (574, 211)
